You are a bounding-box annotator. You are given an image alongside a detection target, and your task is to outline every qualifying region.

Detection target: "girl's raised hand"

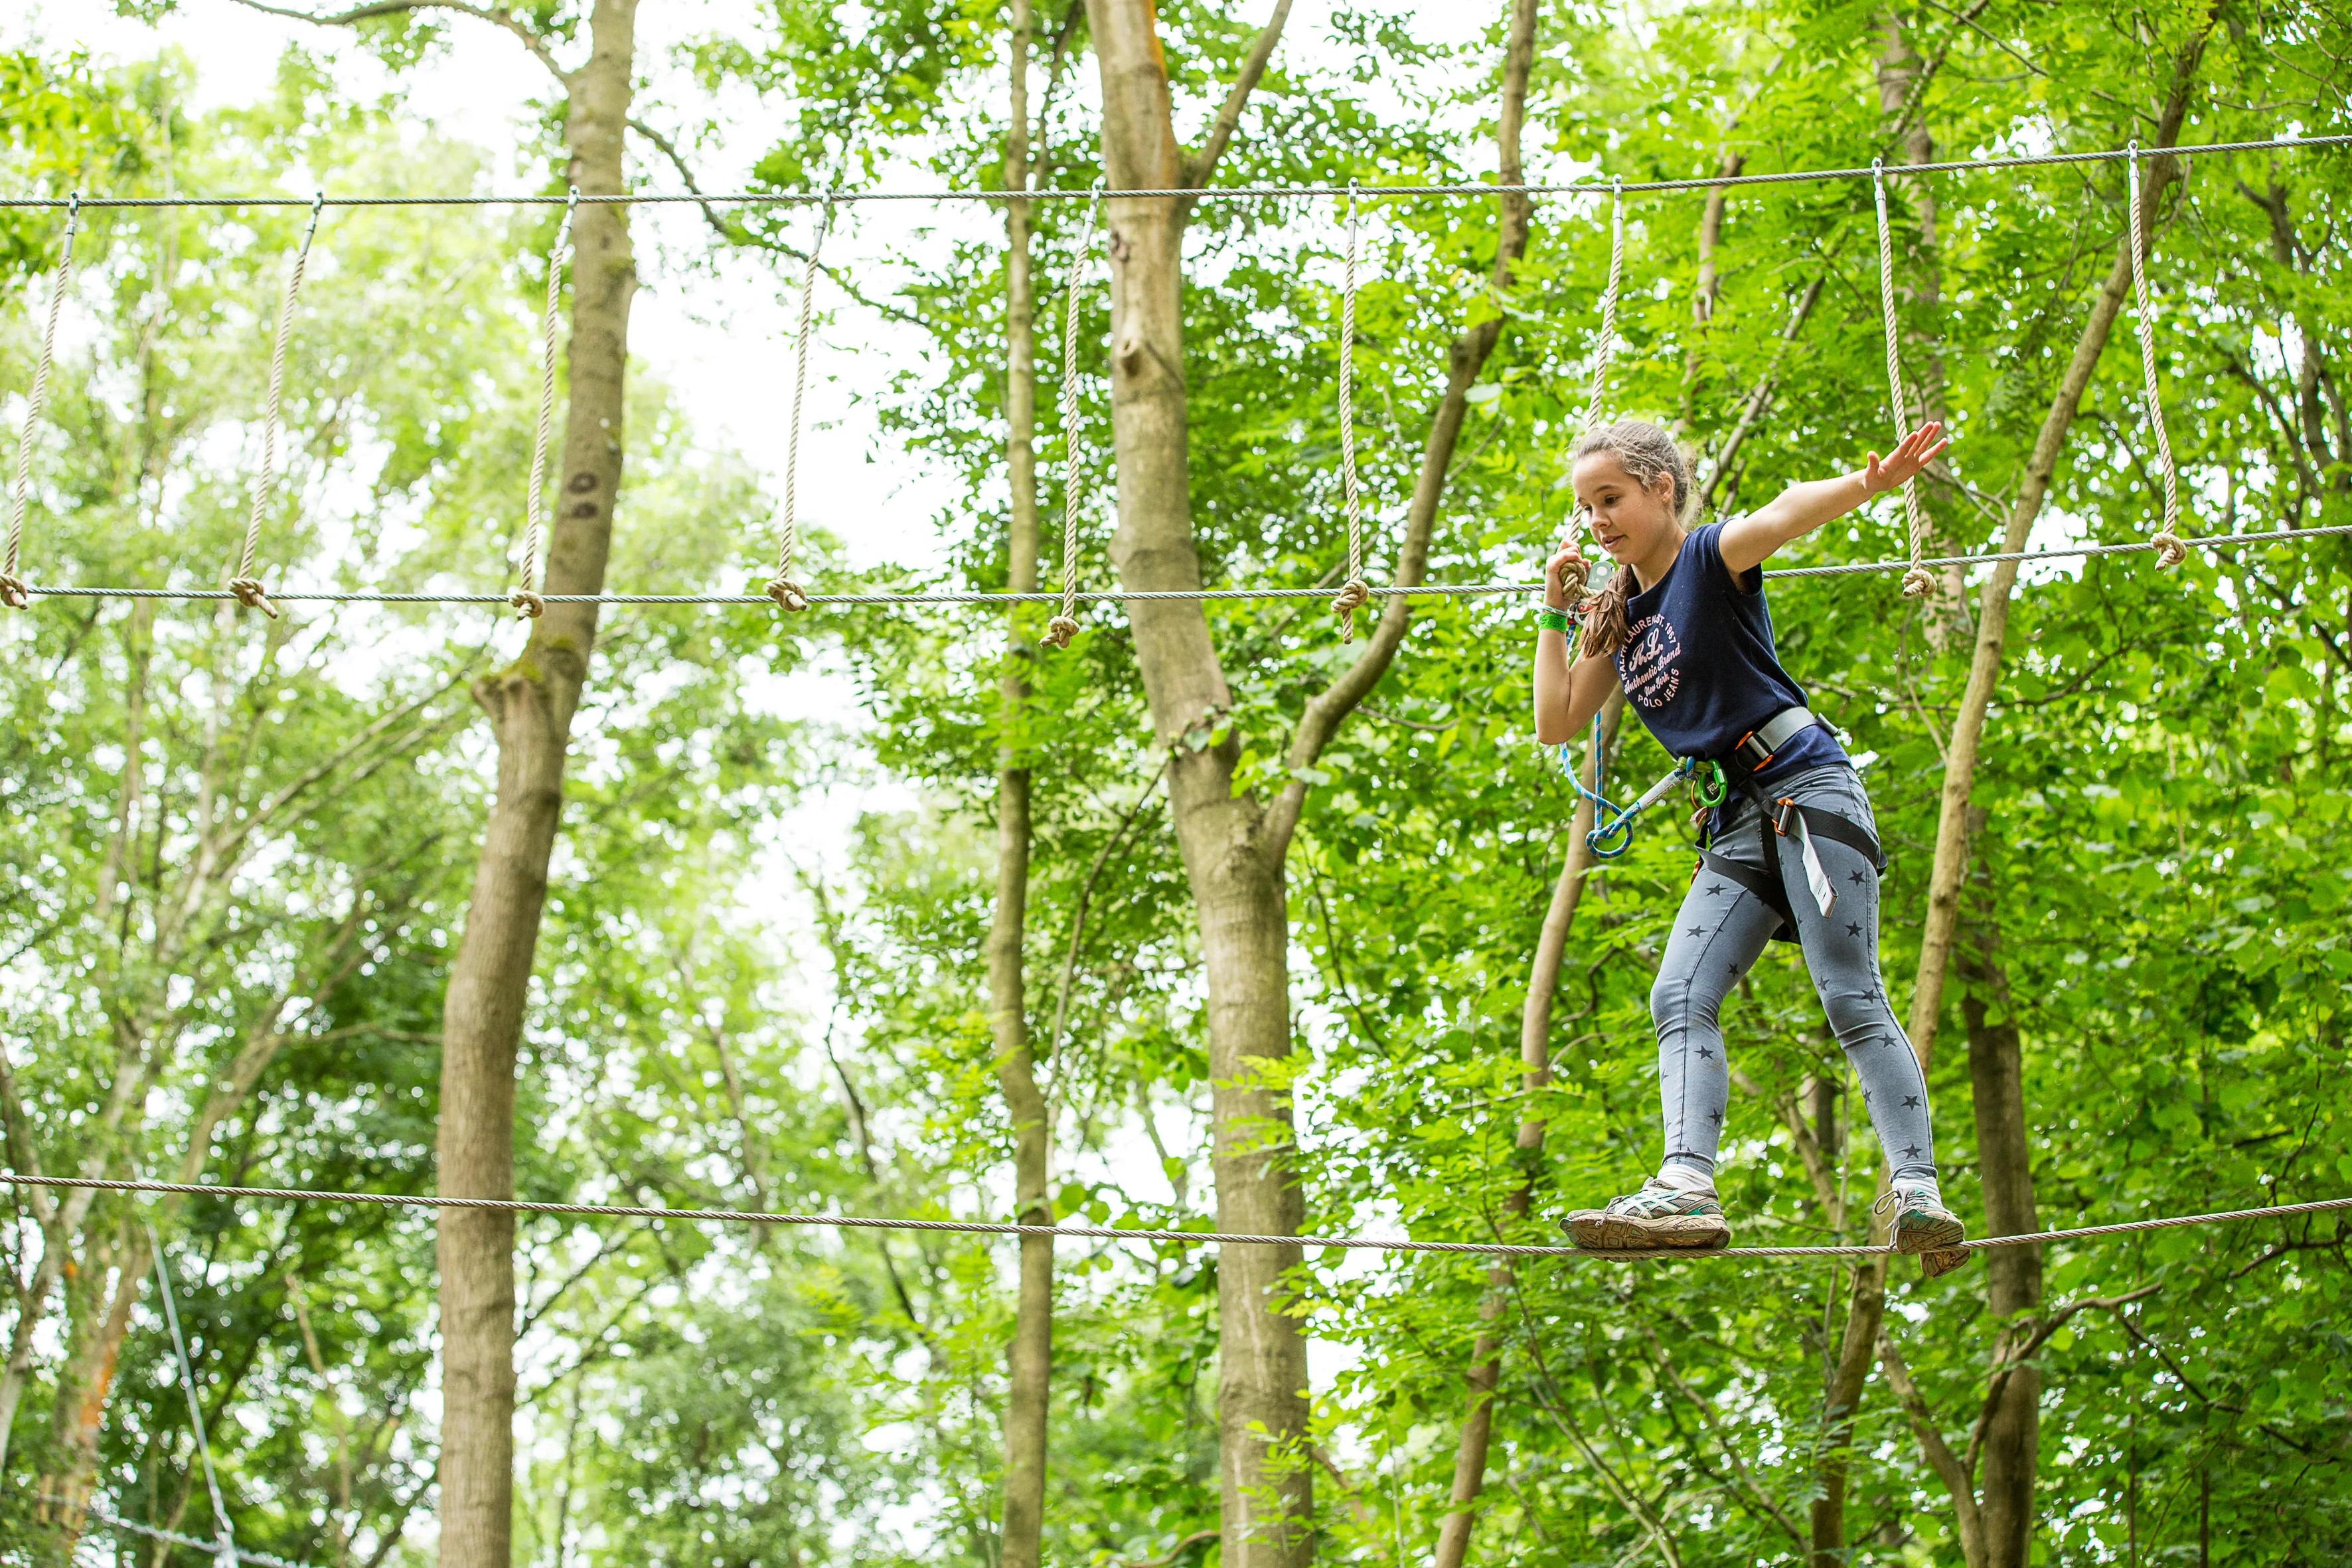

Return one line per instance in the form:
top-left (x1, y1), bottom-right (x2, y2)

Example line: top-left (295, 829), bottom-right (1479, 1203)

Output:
top-left (1862, 420), bottom-right (1951, 495)
top-left (1545, 538), bottom-right (1593, 610)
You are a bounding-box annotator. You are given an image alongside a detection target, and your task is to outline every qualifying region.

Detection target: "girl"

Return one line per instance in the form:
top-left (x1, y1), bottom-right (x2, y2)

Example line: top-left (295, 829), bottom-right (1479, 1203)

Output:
top-left (1532, 418), bottom-right (1964, 1260)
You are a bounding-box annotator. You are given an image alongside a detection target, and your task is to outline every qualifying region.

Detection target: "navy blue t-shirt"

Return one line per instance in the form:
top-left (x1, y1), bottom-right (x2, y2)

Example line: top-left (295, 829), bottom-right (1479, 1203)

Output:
top-left (1608, 521), bottom-right (1845, 788)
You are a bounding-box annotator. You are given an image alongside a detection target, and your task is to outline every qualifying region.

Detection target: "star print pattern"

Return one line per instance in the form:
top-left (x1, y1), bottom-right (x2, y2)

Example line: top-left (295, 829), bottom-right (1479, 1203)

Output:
top-left (1650, 771), bottom-right (1934, 1188)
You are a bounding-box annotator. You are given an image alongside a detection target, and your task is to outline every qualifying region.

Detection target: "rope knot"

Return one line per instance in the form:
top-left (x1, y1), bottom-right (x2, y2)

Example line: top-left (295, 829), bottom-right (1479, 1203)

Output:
top-left (765, 575), bottom-right (811, 613)
top-left (227, 577), bottom-right (279, 619)
top-left (507, 588), bottom-right (545, 619)
top-left (2151, 530), bottom-right (2187, 571)
top-left (1330, 577), bottom-right (1372, 641)
top-left (1043, 613), bottom-right (1080, 651)
top-left (0, 574), bottom-right (26, 611)
top-left (1899, 565), bottom-right (1936, 599)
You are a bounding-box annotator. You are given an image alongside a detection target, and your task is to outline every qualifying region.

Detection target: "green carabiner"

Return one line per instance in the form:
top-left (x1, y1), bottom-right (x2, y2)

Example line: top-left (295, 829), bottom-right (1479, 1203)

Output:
top-left (1695, 760), bottom-right (1727, 809)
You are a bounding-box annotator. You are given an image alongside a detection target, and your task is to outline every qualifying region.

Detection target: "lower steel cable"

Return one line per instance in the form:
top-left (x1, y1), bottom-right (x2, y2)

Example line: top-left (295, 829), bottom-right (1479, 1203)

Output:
top-left (3, 1173), bottom-right (2343, 1263)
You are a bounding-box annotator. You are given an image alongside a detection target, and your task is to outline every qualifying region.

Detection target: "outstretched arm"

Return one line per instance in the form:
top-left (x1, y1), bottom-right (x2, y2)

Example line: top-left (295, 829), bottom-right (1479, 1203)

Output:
top-left (1719, 422), bottom-right (1949, 576)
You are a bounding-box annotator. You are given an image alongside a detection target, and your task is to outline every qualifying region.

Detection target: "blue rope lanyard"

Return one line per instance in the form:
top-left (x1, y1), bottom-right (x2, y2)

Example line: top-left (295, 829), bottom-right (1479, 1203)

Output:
top-left (1549, 622), bottom-right (1724, 857)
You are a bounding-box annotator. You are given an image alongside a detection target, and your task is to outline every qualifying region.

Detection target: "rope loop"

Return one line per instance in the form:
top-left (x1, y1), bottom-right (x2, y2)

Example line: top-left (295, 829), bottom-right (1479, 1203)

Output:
top-left (512, 188), bottom-right (578, 619)
top-left (2125, 141), bottom-right (2188, 572)
top-left (1046, 191), bottom-right (1101, 651)
top-left (1579, 178), bottom-right (1625, 437)
top-left (769, 195), bottom-right (835, 616)
top-left (227, 191), bottom-right (325, 621)
top-left (3, 191), bottom-right (82, 611)
top-left (1333, 180), bottom-right (1370, 641)
top-left (1871, 160), bottom-right (1935, 599)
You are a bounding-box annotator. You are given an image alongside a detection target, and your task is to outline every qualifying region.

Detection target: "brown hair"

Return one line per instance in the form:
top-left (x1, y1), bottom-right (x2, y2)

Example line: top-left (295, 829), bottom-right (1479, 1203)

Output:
top-left (1572, 420), bottom-right (1693, 661)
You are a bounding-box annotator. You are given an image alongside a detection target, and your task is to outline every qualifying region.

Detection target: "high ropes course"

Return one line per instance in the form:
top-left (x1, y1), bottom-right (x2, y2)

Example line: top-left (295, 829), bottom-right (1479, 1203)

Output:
top-left (4, 133), bottom-right (2351, 622)
top-left (2, 134), bottom-right (2349, 1258)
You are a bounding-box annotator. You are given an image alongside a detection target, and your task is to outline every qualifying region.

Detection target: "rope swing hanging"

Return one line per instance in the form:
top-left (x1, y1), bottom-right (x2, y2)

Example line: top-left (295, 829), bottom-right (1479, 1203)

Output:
top-left (228, 193), bottom-right (325, 619)
top-left (510, 189), bottom-right (579, 619)
top-left (1870, 161), bottom-right (1940, 600)
top-left (2126, 143), bottom-right (2189, 571)
top-left (1043, 197), bottom-right (1100, 651)
top-left (2, 194), bottom-right (81, 611)
top-left (1331, 183), bottom-right (1371, 641)
top-left (767, 197), bottom-right (834, 613)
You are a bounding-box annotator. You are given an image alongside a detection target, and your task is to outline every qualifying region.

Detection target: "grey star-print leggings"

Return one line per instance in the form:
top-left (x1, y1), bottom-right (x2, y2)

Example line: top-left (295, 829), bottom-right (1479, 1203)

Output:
top-left (1651, 761), bottom-right (1938, 1186)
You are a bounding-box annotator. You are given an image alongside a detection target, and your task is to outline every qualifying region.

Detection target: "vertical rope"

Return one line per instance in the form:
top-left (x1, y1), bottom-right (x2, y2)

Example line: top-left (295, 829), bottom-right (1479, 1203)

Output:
top-left (767, 197), bottom-right (835, 613)
top-left (3, 194), bottom-right (82, 611)
top-left (228, 194), bottom-right (324, 620)
top-left (148, 1226), bottom-right (239, 1565)
top-left (1328, 183), bottom-right (1372, 641)
top-left (2127, 144), bottom-right (2187, 571)
top-left (509, 189), bottom-right (578, 619)
top-left (1043, 196), bottom-right (1099, 651)
top-left (1581, 178), bottom-right (1624, 436)
top-left (1872, 161), bottom-right (1936, 599)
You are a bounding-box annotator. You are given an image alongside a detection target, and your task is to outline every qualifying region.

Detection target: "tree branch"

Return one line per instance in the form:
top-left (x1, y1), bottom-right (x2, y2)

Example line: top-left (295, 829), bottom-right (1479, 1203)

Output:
top-left (1179, 0), bottom-right (1295, 198)
top-left (1963, 1284), bottom-right (2161, 1476)
top-left (226, 0), bottom-right (569, 84)
top-left (1875, 1327), bottom-right (1990, 1568)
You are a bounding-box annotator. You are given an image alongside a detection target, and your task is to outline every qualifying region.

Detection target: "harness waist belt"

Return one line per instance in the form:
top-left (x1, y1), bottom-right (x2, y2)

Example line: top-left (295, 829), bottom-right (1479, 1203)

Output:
top-left (1723, 705), bottom-right (1822, 778)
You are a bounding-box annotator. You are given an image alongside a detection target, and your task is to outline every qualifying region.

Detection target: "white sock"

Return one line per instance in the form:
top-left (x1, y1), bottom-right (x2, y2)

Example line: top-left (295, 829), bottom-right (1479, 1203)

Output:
top-left (1893, 1175), bottom-right (1945, 1207)
top-left (1655, 1161), bottom-right (1716, 1194)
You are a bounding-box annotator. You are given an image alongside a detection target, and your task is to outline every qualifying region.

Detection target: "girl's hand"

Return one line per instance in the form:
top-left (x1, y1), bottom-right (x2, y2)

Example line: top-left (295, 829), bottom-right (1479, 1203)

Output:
top-left (1863, 420), bottom-right (1951, 496)
top-left (1545, 538), bottom-right (1593, 610)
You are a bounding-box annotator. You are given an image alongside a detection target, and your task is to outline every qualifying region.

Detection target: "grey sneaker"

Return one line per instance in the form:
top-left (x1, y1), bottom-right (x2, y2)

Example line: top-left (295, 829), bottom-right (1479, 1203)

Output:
top-left (1564, 1178), bottom-right (1732, 1251)
top-left (1877, 1184), bottom-right (1966, 1256)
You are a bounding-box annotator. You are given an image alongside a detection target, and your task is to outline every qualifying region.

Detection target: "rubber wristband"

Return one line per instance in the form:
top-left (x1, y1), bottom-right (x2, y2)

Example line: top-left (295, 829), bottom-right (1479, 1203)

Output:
top-left (1535, 607), bottom-right (1573, 634)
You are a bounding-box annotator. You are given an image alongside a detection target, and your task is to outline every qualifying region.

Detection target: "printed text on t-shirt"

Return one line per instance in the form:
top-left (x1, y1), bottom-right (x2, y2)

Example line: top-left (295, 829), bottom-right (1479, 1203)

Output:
top-left (1619, 613), bottom-right (1684, 710)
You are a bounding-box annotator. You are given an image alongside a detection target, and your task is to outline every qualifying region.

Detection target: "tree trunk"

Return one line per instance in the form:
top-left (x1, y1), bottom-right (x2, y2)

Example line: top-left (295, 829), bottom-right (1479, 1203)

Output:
top-left (1433, 687), bottom-right (1621, 1568)
top-left (1960, 894), bottom-right (2041, 1568)
top-left (435, 7), bottom-right (637, 1567)
top-left (1812, 1251), bottom-right (1891, 1565)
top-left (991, 7), bottom-right (1055, 1566)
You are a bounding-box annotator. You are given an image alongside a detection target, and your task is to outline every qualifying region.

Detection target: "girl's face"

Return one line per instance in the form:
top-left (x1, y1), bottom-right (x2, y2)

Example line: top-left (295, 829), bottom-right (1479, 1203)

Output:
top-left (1572, 451), bottom-right (1679, 564)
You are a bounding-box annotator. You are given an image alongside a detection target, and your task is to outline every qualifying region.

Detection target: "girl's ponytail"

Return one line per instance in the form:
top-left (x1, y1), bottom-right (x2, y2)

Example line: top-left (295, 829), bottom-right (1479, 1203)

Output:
top-left (1569, 418), bottom-right (1694, 663)
top-left (1581, 564), bottom-right (1636, 661)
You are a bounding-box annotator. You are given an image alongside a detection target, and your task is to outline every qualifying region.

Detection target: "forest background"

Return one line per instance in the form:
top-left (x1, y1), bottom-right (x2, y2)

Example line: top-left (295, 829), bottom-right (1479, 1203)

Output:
top-left (0, 1), bottom-right (2347, 1567)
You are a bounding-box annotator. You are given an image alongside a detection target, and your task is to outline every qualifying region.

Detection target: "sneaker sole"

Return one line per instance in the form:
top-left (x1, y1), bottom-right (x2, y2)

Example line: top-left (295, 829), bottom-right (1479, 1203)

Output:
top-left (1563, 1210), bottom-right (1731, 1251)
top-left (1895, 1214), bottom-right (1966, 1255)
top-left (1920, 1246), bottom-right (1974, 1279)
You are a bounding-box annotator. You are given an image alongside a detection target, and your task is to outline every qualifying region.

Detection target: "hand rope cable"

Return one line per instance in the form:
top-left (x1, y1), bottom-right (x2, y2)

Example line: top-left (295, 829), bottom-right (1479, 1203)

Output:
top-left (509, 189), bottom-right (578, 619)
top-left (149, 1223), bottom-right (240, 1565)
top-left (2126, 143), bottom-right (2188, 571)
top-left (4, 1172), bottom-right (2344, 1263)
top-left (767, 196), bottom-right (835, 613)
top-left (17, 131), bottom-right (2347, 209)
top-left (1042, 195), bottom-right (1100, 651)
top-left (1330, 182), bottom-right (1373, 641)
top-left (9, 520), bottom-right (2348, 608)
top-left (227, 194), bottom-right (324, 620)
top-left (1872, 161), bottom-right (1937, 599)
top-left (2, 193), bottom-right (82, 611)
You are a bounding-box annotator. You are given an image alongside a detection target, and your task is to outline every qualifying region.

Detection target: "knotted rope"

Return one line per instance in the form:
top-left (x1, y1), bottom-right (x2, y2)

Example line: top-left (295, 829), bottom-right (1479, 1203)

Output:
top-left (1871, 161), bottom-right (1937, 599)
top-left (767, 198), bottom-right (835, 613)
top-left (228, 194), bottom-right (324, 619)
top-left (1580, 178), bottom-right (1624, 438)
top-left (3, 194), bottom-right (81, 611)
top-left (509, 189), bottom-right (578, 619)
top-left (2126, 145), bottom-right (2187, 570)
top-left (1330, 183), bottom-right (1372, 641)
top-left (1044, 198), bottom-right (1100, 651)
